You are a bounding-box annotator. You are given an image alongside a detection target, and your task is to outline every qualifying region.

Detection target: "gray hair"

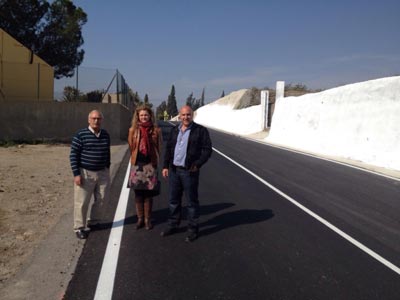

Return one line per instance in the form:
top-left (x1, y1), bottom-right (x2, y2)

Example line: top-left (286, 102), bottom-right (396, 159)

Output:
top-left (88, 110), bottom-right (104, 119)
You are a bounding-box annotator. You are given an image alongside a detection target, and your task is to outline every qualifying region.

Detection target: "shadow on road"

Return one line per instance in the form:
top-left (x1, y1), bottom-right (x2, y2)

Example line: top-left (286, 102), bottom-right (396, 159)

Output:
top-left (199, 202), bottom-right (236, 215)
top-left (199, 209), bottom-right (274, 237)
top-left (90, 202), bottom-right (272, 237)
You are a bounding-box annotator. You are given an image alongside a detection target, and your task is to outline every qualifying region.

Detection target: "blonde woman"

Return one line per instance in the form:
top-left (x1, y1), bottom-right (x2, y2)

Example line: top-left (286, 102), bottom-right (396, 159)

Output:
top-left (128, 105), bottom-right (162, 230)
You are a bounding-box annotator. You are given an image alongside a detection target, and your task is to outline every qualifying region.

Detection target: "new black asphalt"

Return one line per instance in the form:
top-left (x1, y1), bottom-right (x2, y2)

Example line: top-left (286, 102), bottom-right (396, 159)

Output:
top-left (63, 123), bottom-right (400, 300)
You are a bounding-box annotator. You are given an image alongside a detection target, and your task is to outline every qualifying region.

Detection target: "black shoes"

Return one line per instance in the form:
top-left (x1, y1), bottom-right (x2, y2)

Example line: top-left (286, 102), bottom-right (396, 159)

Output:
top-left (161, 227), bottom-right (198, 242)
top-left (160, 227), bottom-right (177, 237)
top-left (185, 231), bottom-right (198, 242)
top-left (75, 229), bottom-right (88, 239)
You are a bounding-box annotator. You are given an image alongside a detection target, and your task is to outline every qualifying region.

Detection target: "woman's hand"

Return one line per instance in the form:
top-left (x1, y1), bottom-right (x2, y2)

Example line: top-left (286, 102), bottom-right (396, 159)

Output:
top-left (162, 168), bottom-right (169, 178)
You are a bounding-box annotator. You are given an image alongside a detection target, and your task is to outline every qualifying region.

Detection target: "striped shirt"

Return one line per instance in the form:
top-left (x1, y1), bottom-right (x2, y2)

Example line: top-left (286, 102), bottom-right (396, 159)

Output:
top-left (70, 127), bottom-right (111, 177)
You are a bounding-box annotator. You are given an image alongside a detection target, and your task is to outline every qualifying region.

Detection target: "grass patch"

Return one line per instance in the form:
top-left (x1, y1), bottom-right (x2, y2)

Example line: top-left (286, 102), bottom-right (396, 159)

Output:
top-left (0, 139), bottom-right (66, 148)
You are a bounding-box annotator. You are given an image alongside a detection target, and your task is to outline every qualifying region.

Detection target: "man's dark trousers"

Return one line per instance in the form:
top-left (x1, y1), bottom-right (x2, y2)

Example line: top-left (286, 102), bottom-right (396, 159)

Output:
top-left (167, 167), bottom-right (200, 232)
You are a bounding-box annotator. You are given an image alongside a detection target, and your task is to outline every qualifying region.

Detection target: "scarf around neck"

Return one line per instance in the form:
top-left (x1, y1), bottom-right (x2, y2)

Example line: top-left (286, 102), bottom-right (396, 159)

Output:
top-left (139, 121), bottom-right (153, 156)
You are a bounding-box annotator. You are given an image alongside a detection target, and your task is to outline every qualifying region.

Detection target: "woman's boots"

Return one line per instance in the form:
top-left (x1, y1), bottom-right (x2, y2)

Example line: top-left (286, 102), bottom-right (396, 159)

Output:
top-left (144, 198), bottom-right (153, 230)
top-left (135, 198), bottom-right (153, 230)
top-left (135, 199), bottom-right (144, 230)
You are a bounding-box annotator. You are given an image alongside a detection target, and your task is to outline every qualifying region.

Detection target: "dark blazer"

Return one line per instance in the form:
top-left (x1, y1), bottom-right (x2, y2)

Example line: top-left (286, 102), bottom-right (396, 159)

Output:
top-left (163, 122), bottom-right (212, 170)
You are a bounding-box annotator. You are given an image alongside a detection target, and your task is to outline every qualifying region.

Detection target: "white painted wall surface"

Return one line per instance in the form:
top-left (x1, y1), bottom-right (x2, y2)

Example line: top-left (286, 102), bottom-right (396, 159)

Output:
top-left (267, 76), bottom-right (400, 170)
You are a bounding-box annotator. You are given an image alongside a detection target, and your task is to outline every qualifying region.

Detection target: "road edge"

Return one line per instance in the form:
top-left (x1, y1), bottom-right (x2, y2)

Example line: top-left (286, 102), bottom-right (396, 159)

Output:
top-left (0, 144), bottom-right (129, 300)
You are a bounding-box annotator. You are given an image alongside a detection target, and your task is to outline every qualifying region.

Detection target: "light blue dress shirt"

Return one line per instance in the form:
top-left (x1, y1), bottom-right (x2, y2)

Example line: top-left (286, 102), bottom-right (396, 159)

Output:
top-left (173, 123), bottom-right (192, 167)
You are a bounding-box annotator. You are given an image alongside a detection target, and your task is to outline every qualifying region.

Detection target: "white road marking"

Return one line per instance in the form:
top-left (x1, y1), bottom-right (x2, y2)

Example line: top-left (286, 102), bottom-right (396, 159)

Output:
top-left (94, 163), bottom-right (131, 300)
top-left (213, 147), bottom-right (400, 276)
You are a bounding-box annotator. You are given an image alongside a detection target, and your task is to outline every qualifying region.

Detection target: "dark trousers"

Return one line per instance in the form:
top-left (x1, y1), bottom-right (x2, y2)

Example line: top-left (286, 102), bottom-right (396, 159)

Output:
top-left (168, 167), bottom-right (200, 232)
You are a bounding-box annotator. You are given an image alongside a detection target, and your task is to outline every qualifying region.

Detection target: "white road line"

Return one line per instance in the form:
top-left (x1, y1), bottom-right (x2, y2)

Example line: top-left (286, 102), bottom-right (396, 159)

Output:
top-left (213, 147), bottom-right (400, 276)
top-left (94, 163), bottom-right (131, 300)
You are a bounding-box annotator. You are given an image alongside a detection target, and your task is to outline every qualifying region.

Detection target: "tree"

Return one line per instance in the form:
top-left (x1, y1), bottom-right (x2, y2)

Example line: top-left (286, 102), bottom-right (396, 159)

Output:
top-left (186, 92), bottom-right (195, 107)
top-left (62, 86), bottom-right (80, 102)
top-left (133, 91), bottom-right (142, 105)
top-left (156, 101), bottom-right (167, 120)
top-left (200, 87), bottom-right (205, 107)
top-left (221, 90), bottom-right (225, 98)
top-left (143, 93), bottom-right (153, 109)
top-left (0, 0), bottom-right (87, 78)
top-left (127, 90), bottom-right (142, 106)
top-left (185, 92), bottom-right (201, 111)
top-left (86, 90), bottom-right (103, 103)
top-left (166, 85), bottom-right (178, 117)
top-left (192, 99), bottom-right (201, 111)
top-left (0, 0), bottom-right (49, 51)
top-left (285, 83), bottom-right (308, 91)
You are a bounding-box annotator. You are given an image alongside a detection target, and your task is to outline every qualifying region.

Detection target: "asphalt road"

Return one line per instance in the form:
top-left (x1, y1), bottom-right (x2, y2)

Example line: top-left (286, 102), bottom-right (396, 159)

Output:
top-left (63, 122), bottom-right (400, 300)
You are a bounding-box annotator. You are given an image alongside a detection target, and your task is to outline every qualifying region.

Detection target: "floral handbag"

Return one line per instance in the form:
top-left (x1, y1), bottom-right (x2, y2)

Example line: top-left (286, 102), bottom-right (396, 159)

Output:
top-left (127, 162), bottom-right (160, 195)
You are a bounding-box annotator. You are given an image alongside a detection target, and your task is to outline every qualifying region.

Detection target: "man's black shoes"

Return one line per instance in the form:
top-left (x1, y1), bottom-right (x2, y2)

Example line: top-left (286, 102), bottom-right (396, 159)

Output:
top-left (160, 227), bottom-right (199, 242)
top-left (185, 231), bottom-right (198, 242)
top-left (160, 227), bottom-right (177, 237)
top-left (75, 229), bottom-right (88, 239)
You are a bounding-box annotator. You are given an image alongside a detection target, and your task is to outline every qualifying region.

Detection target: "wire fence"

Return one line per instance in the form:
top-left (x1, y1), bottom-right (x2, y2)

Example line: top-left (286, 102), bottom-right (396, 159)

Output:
top-left (54, 66), bottom-right (135, 111)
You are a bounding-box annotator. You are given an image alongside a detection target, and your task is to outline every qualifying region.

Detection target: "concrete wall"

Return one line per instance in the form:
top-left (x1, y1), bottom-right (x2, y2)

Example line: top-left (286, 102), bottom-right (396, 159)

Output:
top-left (0, 29), bottom-right (54, 102)
top-left (268, 76), bottom-right (400, 171)
top-left (0, 102), bottom-right (132, 144)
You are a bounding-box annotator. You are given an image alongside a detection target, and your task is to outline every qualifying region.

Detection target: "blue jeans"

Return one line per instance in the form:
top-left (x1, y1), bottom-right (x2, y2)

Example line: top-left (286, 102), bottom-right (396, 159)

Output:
top-left (168, 167), bottom-right (200, 232)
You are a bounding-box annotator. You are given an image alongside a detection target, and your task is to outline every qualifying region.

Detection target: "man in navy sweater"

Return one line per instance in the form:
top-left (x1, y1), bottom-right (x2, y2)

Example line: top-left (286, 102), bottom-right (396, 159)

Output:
top-left (70, 110), bottom-right (111, 239)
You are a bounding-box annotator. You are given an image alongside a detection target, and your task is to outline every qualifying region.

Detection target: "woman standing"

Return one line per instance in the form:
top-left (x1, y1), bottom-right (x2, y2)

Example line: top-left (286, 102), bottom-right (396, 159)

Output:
top-left (128, 105), bottom-right (162, 230)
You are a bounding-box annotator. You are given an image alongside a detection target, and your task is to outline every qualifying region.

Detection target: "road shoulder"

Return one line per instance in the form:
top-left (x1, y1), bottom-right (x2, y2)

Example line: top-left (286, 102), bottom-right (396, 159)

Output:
top-left (0, 144), bottom-right (128, 300)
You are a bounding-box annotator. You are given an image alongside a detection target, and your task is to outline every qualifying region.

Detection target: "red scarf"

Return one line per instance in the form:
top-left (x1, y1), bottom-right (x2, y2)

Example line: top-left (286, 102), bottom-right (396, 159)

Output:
top-left (139, 121), bottom-right (152, 156)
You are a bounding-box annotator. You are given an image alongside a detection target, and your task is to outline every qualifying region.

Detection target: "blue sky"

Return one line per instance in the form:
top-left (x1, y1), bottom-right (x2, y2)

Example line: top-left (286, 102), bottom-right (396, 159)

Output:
top-left (67, 0), bottom-right (400, 107)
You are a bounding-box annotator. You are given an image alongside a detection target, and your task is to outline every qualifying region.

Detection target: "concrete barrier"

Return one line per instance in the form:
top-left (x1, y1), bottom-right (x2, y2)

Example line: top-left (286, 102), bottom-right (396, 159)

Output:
top-left (0, 102), bottom-right (132, 144)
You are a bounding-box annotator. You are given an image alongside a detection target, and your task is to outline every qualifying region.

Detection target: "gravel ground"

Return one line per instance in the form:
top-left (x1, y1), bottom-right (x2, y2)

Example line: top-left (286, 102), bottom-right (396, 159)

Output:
top-left (0, 143), bottom-right (128, 300)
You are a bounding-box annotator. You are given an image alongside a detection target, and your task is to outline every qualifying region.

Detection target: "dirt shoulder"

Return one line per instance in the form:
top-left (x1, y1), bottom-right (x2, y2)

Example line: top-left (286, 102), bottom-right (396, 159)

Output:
top-left (0, 143), bottom-right (128, 300)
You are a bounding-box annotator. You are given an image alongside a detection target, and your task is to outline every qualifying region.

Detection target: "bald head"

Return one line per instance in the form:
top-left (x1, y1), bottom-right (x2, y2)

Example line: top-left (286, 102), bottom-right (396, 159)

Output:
top-left (179, 105), bottom-right (193, 129)
top-left (180, 105), bottom-right (193, 114)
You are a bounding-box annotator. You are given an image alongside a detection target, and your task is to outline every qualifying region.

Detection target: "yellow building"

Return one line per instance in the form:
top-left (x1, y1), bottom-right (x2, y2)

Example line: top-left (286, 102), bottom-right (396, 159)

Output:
top-left (0, 28), bottom-right (54, 101)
